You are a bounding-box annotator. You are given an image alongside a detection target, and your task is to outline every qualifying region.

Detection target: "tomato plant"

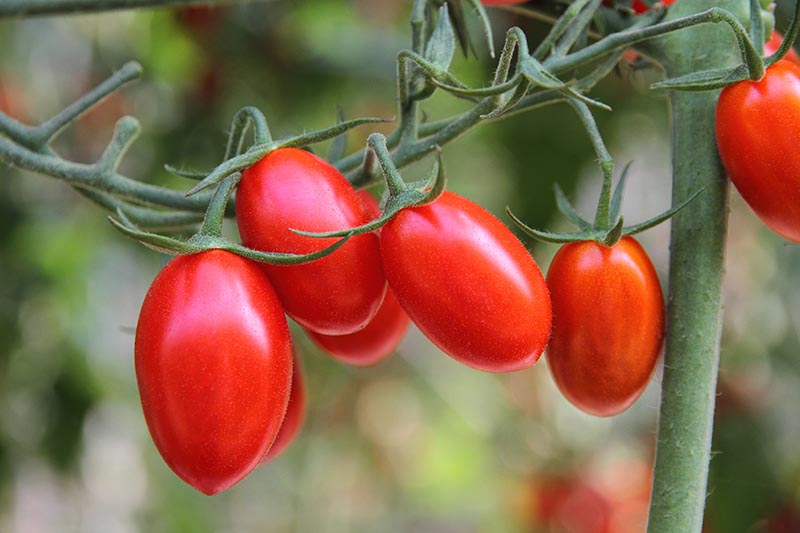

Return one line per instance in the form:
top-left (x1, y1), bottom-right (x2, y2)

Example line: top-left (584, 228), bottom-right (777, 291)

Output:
top-left (262, 355), bottom-right (305, 463)
top-left (545, 237), bottom-right (664, 417)
top-left (236, 148), bottom-right (387, 335)
top-left (716, 59), bottom-right (800, 243)
top-left (380, 190), bottom-right (552, 373)
top-left (135, 250), bottom-right (293, 495)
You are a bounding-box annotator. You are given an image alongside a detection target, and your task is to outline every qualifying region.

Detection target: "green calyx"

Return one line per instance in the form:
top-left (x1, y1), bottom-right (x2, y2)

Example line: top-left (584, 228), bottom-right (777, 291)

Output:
top-left (291, 132), bottom-right (446, 240)
top-left (109, 107), bottom-right (361, 265)
top-left (508, 163), bottom-right (703, 247)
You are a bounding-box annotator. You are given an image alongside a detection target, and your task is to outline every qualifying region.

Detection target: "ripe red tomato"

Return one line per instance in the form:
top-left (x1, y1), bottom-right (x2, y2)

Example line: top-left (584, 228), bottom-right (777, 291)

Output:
top-left (716, 60), bottom-right (800, 243)
top-left (262, 355), bottom-right (305, 463)
top-left (763, 31), bottom-right (800, 66)
top-left (236, 148), bottom-right (387, 335)
top-left (305, 191), bottom-right (410, 366)
top-left (135, 250), bottom-right (293, 495)
top-left (530, 475), bottom-right (613, 533)
top-left (380, 190), bottom-right (552, 373)
top-left (545, 237), bottom-right (664, 416)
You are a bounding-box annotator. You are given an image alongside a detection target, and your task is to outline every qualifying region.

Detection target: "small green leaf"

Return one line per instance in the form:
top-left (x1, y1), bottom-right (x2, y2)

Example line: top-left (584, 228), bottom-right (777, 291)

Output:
top-left (164, 164), bottom-right (208, 181)
top-left (327, 108), bottom-right (348, 162)
top-left (554, 183), bottom-right (592, 230)
top-left (623, 188), bottom-right (705, 236)
top-left (651, 65), bottom-right (749, 91)
top-left (425, 5), bottom-right (456, 70)
top-left (520, 57), bottom-right (567, 89)
top-left (610, 161), bottom-right (633, 223)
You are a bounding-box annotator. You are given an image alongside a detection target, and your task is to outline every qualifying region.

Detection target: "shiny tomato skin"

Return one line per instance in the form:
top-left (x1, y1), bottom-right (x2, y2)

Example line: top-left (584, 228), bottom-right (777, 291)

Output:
top-left (763, 31), bottom-right (800, 67)
top-left (546, 237), bottom-right (664, 417)
top-left (135, 250), bottom-right (293, 495)
top-left (236, 148), bottom-right (387, 335)
top-left (306, 191), bottom-right (410, 366)
top-left (380, 191), bottom-right (552, 373)
top-left (716, 60), bottom-right (800, 243)
top-left (262, 355), bottom-right (305, 463)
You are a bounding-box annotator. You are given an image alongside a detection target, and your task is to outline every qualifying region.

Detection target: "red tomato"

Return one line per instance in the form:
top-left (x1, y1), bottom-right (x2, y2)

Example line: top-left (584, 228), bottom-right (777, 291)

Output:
top-left (546, 237), bottom-right (664, 416)
top-left (236, 148), bottom-right (387, 335)
top-left (262, 355), bottom-right (305, 463)
top-left (632, 0), bottom-right (674, 14)
top-left (481, 0), bottom-right (528, 5)
top-left (530, 476), bottom-right (613, 533)
top-left (764, 31), bottom-right (800, 66)
top-left (135, 250), bottom-right (293, 495)
top-left (305, 191), bottom-right (410, 366)
top-left (380, 190), bottom-right (552, 373)
top-left (716, 60), bottom-right (800, 243)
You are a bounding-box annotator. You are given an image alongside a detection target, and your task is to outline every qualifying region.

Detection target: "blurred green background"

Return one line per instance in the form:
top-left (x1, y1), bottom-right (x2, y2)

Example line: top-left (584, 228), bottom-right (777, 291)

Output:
top-left (0, 1), bottom-right (799, 531)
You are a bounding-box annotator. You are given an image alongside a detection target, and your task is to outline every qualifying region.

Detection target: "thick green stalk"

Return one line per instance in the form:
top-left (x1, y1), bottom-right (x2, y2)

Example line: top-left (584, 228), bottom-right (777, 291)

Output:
top-left (646, 1), bottom-right (750, 530)
top-left (648, 88), bottom-right (728, 533)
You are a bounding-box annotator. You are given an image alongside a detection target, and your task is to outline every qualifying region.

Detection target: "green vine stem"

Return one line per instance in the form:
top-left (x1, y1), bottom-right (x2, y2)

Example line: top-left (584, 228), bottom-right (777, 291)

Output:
top-left (645, 0), bottom-right (750, 530)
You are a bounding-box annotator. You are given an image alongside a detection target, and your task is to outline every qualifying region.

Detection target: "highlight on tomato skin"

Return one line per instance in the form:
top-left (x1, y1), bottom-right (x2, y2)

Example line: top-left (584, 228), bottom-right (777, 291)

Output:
top-left (715, 60), bottom-right (800, 243)
top-left (236, 147), bottom-right (387, 336)
top-left (262, 355), bottom-right (306, 463)
top-left (545, 237), bottom-right (664, 417)
top-left (380, 190), bottom-right (552, 373)
top-left (134, 249), bottom-right (293, 495)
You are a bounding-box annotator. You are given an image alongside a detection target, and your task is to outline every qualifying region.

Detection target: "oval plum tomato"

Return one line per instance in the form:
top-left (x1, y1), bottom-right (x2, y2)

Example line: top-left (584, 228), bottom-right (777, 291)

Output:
top-left (380, 190), bottom-right (552, 373)
top-left (545, 237), bottom-right (664, 417)
top-left (305, 191), bottom-right (410, 366)
top-left (262, 355), bottom-right (305, 463)
top-left (716, 60), bottom-right (800, 243)
top-left (763, 31), bottom-right (800, 67)
top-left (135, 250), bottom-right (293, 494)
top-left (236, 148), bottom-right (387, 335)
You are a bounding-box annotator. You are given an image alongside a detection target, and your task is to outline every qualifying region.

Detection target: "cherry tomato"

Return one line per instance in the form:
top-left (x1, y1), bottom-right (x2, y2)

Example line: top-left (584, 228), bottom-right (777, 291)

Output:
top-left (305, 191), bottom-right (410, 366)
top-left (236, 148), bottom-right (387, 335)
top-left (545, 237), bottom-right (664, 416)
top-left (380, 190), bottom-right (552, 373)
top-left (763, 31), bottom-right (800, 67)
top-left (135, 250), bottom-right (293, 495)
top-left (530, 475), bottom-right (613, 533)
top-left (716, 60), bottom-right (800, 243)
top-left (262, 355), bottom-right (305, 463)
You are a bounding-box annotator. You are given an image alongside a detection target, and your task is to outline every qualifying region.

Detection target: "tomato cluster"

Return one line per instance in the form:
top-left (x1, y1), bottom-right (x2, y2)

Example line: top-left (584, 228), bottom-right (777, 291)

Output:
top-left (135, 146), bottom-right (668, 493)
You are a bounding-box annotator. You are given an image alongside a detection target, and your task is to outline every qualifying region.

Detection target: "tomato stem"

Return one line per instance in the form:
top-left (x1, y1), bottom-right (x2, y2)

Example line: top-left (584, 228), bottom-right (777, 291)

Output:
top-left (645, 1), bottom-right (745, 529)
top-left (765, 0), bottom-right (800, 67)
